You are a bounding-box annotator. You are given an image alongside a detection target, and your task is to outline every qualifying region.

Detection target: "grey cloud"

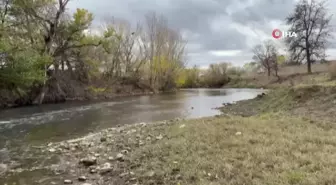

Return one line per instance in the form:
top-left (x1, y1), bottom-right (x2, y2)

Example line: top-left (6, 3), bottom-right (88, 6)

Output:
top-left (231, 0), bottom-right (296, 25)
top-left (69, 0), bottom-right (336, 66)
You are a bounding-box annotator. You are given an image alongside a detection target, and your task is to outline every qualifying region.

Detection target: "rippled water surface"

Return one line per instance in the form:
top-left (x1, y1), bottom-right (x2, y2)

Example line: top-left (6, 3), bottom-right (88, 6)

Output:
top-left (0, 89), bottom-right (265, 148)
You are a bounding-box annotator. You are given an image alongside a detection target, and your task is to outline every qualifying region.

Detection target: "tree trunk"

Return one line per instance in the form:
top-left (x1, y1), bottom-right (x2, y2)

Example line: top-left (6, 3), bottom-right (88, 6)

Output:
top-left (306, 43), bottom-right (312, 74)
top-left (307, 57), bottom-right (312, 74)
top-left (267, 68), bottom-right (271, 77)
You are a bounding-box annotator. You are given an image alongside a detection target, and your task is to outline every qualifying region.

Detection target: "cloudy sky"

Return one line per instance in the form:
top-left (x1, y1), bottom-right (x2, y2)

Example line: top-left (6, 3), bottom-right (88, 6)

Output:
top-left (68, 0), bottom-right (336, 67)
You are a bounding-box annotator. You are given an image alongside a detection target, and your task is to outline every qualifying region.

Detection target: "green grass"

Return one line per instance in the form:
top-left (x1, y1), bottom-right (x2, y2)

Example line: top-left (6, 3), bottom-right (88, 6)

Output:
top-left (128, 116), bottom-right (336, 185)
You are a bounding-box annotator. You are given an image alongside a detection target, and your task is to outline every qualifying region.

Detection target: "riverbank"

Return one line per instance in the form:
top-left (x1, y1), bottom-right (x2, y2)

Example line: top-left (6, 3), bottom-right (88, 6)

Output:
top-left (2, 82), bottom-right (336, 184)
top-left (0, 84), bottom-right (160, 110)
top-left (224, 71), bottom-right (332, 89)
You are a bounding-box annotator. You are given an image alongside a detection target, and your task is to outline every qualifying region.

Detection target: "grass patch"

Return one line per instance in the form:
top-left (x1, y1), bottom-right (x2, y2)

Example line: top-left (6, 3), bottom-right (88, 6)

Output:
top-left (128, 116), bottom-right (336, 185)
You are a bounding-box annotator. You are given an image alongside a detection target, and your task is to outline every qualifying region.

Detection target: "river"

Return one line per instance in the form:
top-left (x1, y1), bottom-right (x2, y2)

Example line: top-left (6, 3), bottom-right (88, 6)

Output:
top-left (0, 88), bottom-right (264, 184)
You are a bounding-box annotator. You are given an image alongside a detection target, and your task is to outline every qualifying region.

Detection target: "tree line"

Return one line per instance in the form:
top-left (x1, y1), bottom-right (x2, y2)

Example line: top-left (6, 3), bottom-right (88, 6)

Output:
top-left (0, 0), bottom-right (186, 107)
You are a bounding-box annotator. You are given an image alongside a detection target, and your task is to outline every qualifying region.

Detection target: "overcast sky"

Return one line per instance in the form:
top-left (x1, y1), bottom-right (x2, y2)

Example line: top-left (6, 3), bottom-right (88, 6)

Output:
top-left (68, 0), bottom-right (336, 67)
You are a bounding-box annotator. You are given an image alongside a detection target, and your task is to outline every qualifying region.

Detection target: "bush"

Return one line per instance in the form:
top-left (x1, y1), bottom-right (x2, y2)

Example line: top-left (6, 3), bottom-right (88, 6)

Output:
top-left (329, 62), bottom-right (336, 79)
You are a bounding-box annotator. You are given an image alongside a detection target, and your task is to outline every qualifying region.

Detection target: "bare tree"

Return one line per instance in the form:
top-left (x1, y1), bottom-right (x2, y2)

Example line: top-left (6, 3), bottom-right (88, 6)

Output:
top-left (140, 12), bottom-right (186, 90)
top-left (252, 40), bottom-right (278, 77)
top-left (286, 0), bottom-right (333, 73)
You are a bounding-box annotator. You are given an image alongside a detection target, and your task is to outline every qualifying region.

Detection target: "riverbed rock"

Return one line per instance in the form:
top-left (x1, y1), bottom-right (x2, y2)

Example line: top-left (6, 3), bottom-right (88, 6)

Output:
top-left (116, 153), bottom-right (124, 161)
top-left (145, 171), bottom-right (155, 177)
top-left (235, 132), bottom-right (242, 136)
top-left (81, 183), bottom-right (92, 185)
top-left (48, 148), bottom-right (56, 153)
top-left (100, 137), bottom-right (107, 142)
top-left (89, 168), bottom-right (97, 174)
top-left (78, 176), bottom-right (87, 182)
top-left (119, 172), bottom-right (129, 178)
top-left (0, 163), bottom-right (8, 174)
top-left (121, 150), bottom-right (129, 154)
top-left (156, 134), bottom-right (163, 140)
top-left (99, 162), bottom-right (113, 175)
top-left (79, 157), bottom-right (97, 167)
top-left (64, 179), bottom-right (73, 184)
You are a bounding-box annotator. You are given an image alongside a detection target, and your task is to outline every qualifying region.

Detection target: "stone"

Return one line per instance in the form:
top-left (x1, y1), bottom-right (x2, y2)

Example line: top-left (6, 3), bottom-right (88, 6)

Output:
top-left (130, 177), bottom-right (137, 182)
top-left (235, 132), bottom-right (242, 136)
top-left (108, 156), bottom-right (114, 161)
top-left (99, 162), bottom-right (113, 175)
top-left (146, 136), bottom-right (151, 141)
top-left (175, 174), bottom-right (182, 180)
top-left (156, 134), bottom-right (163, 140)
top-left (81, 184), bottom-right (92, 185)
top-left (100, 137), bottom-right (107, 142)
top-left (89, 169), bottom-right (97, 174)
top-left (179, 124), bottom-right (186, 129)
top-left (145, 171), bottom-right (155, 177)
top-left (121, 150), bottom-right (129, 154)
top-left (79, 157), bottom-right (97, 167)
top-left (94, 153), bottom-right (100, 157)
top-left (78, 176), bottom-right (87, 182)
top-left (0, 163), bottom-right (8, 174)
top-left (119, 172), bottom-right (128, 178)
top-left (48, 148), bottom-right (56, 153)
top-left (64, 179), bottom-right (73, 184)
top-left (116, 153), bottom-right (124, 161)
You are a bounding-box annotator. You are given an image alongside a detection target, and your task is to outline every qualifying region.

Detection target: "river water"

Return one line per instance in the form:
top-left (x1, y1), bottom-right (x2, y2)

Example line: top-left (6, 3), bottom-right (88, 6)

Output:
top-left (0, 88), bottom-right (264, 184)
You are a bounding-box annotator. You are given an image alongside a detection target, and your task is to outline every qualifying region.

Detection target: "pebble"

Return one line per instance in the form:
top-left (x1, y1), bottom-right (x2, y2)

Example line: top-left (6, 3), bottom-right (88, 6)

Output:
top-left (145, 171), bottom-right (155, 177)
top-left (116, 153), bottom-right (124, 161)
top-left (156, 134), bottom-right (163, 140)
top-left (108, 156), bottom-right (114, 161)
top-left (64, 179), bottom-right (73, 184)
top-left (78, 176), bottom-right (87, 182)
top-left (119, 172), bottom-right (128, 178)
top-left (89, 169), bottom-right (97, 174)
top-left (179, 124), bottom-right (186, 128)
top-left (94, 153), bottom-right (100, 157)
top-left (235, 132), bottom-right (242, 136)
top-left (121, 150), bottom-right (129, 154)
top-left (99, 162), bottom-right (113, 175)
top-left (79, 157), bottom-right (97, 166)
top-left (129, 177), bottom-right (137, 182)
top-left (100, 137), bottom-right (107, 142)
top-left (0, 163), bottom-right (8, 174)
top-left (81, 184), bottom-right (92, 185)
top-left (48, 148), bottom-right (56, 153)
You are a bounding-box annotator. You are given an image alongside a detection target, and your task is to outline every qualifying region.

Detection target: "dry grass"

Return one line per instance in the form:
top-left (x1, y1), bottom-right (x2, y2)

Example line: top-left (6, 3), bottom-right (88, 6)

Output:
top-left (328, 62), bottom-right (336, 79)
top-left (129, 116), bottom-right (336, 185)
top-left (228, 63), bottom-right (332, 88)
